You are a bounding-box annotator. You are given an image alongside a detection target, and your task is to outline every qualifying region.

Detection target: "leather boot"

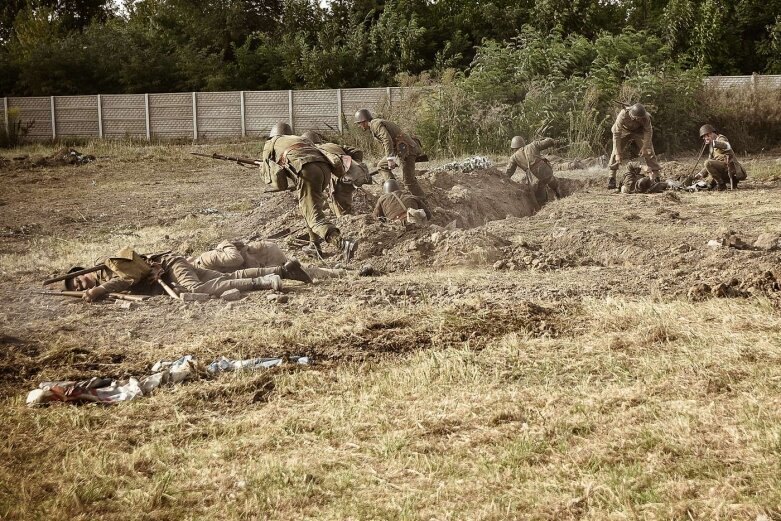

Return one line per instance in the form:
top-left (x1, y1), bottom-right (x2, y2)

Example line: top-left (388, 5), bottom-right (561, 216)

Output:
top-left (279, 260), bottom-right (312, 284)
top-left (252, 274), bottom-right (282, 291)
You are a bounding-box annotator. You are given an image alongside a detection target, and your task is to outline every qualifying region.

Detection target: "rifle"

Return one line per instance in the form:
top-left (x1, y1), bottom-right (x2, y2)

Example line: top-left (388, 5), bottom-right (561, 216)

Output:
top-left (191, 152), bottom-right (262, 167)
top-left (39, 290), bottom-right (150, 302)
top-left (687, 142), bottom-right (708, 181)
top-left (43, 265), bottom-right (104, 286)
top-left (612, 100), bottom-right (630, 108)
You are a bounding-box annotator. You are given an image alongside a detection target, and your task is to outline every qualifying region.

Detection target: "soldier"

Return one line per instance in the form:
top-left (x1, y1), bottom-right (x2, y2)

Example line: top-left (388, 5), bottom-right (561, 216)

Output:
top-left (695, 124), bottom-right (747, 190)
top-left (301, 130), bottom-right (371, 216)
top-left (353, 109), bottom-right (427, 202)
top-left (260, 123), bottom-right (358, 261)
top-left (618, 162), bottom-right (669, 194)
top-left (193, 240), bottom-right (347, 281)
top-left (504, 135), bottom-right (563, 201)
top-left (608, 103), bottom-right (662, 189)
top-left (373, 179), bottom-right (431, 223)
top-left (64, 247), bottom-right (284, 302)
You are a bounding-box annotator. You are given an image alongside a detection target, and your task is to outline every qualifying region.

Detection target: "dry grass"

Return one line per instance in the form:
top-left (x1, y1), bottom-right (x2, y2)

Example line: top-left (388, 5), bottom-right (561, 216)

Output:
top-left (1, 142), bottom-right (781, 520)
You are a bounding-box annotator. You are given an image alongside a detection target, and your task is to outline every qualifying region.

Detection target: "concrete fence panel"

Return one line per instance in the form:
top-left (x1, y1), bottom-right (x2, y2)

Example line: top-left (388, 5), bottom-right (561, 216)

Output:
top-left (54, 95), bottom-right (99, 138)
top-left (149, 92), bottom-right (193, 139)
top-left (102, 94), bottom-right (146, 138)
top-left (293, 89), bottom-right (339, 133)
top-left (244, 90), bottom-right (289, 137)
top-left (8, 97), bottom-right (52, 140)
top-left (340, 88), bottom-right (389, 123)
top-left (196, 91), bottom-right (242, 139)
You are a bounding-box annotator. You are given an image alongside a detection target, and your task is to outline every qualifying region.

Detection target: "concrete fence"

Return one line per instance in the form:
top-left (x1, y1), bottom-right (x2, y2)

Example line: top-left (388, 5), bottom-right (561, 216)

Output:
top-left (3, 75), bottom-right (780, 142)
top-left (0, 86), bottom-right (413, 142)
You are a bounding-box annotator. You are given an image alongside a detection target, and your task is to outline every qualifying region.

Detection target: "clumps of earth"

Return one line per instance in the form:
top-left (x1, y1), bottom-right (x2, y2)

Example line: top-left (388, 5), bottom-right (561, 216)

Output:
top-left (688, 271), bottom-right (781, 302)
top-left (1, 148), bottom-right (95, 168)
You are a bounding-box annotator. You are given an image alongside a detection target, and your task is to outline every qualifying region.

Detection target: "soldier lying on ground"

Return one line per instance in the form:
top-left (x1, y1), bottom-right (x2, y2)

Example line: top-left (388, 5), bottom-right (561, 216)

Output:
top-left (66, 247), bottom-right (286, 302)
top-left (504, 135), bottom-right (563, 202)
top-left (260, 123), bottom-right (358, 261)
top-left (192, 240), bottom-right (347, 281)
top-left (694, 124), bottom-right (747, 190)
top-left (618, 162), bottom-right (669, 194)
top-left (301, 130), bottom-right (371, 216)
top-left (354, 109), bottom-right (429, 206)
top-left (372, 179), bottom-right (431, 223)
top-left (608, 103), bottom-right (662, 189)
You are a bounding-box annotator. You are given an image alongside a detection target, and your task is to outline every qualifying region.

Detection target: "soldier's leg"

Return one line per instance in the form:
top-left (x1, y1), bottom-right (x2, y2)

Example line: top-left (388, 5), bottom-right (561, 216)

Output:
top-left (533, 162), bottom-right (561, 200)
top-left (191, 266), bottom-right (280, 294)
top-left (632, 133), bottom-right (662, 178)
top-left (193, 242), bottom-right (244, 271)
top-left (704, 159), bottom-right (729, 189)
top-left (401, 156), bottom-right (426, 200)
top-left (298, 162), bottom-right (340, 244)
top-left (332, 182), bottom-right (355, 215)
top-left (608, 136), bottom-right (628, 188)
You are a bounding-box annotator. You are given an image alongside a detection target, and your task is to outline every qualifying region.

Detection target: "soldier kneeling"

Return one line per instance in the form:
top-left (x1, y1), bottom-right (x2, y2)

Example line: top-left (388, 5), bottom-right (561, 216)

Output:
top-left (619, 163), bottom-right (669, 194)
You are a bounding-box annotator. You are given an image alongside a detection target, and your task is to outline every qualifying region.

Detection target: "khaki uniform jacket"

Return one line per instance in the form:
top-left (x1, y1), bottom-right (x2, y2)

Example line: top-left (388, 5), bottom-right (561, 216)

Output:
top-left (261, 135), bottom-right (328, 174)
top-left (373, 191), bottom-right (430, 220)
top-left (504, 138), bottom-right (556, 177)
top-left (708, 134), bottom-right (745, 176)
top-left (612, 109), bottom-right (652, 152)
top-left (369, 119), bottom-right (421, 160)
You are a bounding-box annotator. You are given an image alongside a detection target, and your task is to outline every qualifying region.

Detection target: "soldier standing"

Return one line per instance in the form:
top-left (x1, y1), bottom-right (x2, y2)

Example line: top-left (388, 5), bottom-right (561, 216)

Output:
top-left (695, 124), bottom-right (747, 190)
top-left (608, 103), bottom-right (661, 189)
top-left (353, 109), bottom-right (427, 202)
top-left (504, 135), bottom-right (563, 201)
top-left (301, 130), bottom-right (371, 216)
top-left (260, 123), bottom-right (358, 261)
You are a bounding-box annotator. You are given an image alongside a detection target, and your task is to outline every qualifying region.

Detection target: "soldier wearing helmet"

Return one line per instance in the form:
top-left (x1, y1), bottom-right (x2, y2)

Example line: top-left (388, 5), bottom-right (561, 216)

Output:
top-left (694, 124), bottom-right (746, 190)
top-left (260, 122), bottom-right (359, 261)
top-left (302, 129), bottom-right (370, 216)
top-left (353, 108), bottom-right (428, 204)
top-left (505, 134), bottom-right (563, 202)
top-left (372, 178), bottom-right (431, 223)
top-left (608, 103), bottom-right (661, 189)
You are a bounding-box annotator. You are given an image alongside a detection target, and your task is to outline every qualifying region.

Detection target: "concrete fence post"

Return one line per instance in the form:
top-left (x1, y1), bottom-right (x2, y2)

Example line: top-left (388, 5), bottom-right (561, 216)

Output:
top-left (336, 89), bottom-right (343, 132)
top-left (288, 90), bottom-right (294, 131)
top-left (3, 97), bottom-right (8, 134)
top-left (96, 94), bottom-right (103, 138)
top-left (144, 93), bottom-right (151, 141)
top-left (192, 92), bottom-right (198, 140)
top-left (50, 96), bottom-right (56, 139)
top-left (240, 91), bottom-right (246, 137)
top-left (386, 86), bottom-right (392, 109)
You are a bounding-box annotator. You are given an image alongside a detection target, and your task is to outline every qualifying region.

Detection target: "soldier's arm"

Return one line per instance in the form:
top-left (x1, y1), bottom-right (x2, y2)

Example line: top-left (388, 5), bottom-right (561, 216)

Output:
top-left (341, 145), bottom-right (364, 161)
top-left (611, 111), bottom-right (626, 151)
top-left (641, 117), bottom-right (653, 150)
top-left (713, 136), bottom-right (731, 151)
top-left (96, 271), bottom-right (134, 294)
top-left (261, 139), bottom-right (275, 162)
top-left (504, 156), bottom-right (518, 177)
top-left (373, 124), bottom-right (395, 157)
top-left (534, 138), bottom-right (556, 151)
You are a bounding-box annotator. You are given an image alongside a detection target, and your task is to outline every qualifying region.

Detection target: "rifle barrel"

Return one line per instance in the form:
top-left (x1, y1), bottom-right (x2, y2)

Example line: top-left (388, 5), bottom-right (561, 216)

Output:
top-left (43, 265), bottom-right (105, 286)
top-left (191, 152), bottom-right (261, 166)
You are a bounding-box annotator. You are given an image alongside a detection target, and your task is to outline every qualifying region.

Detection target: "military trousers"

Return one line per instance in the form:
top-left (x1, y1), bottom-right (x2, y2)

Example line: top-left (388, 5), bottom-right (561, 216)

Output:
top-left (330, 180), bottom-right (356, 216)
top-left (530, 162), bottom-right (562, 201)
top-left (298, 161), bottom-right (340, 244)
top-left (698, 159), bottom-right (745, 188)
top-left (609, 133), bottom-right (662, 178)
top-left (166, 258), bottom-right (272, 295)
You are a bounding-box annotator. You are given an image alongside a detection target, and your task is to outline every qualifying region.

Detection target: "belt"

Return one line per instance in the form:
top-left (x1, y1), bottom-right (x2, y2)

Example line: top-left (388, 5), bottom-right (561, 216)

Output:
top-left (278, 143), bottom-right (307, 165)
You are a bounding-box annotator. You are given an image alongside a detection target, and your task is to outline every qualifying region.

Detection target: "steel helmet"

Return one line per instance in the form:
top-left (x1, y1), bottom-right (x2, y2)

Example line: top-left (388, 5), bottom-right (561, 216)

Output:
top-left (354, 109), bottom-right (373, 123)
top-left (699, 124), bottom-right (716, 137)
top-left (301, 131), bottom-right (324, 144)
top-left (269, 122), bottom-right (293, 137)
top-left (629, 103), bottom-right (648, 118)
top-left (383, 179), bottom-right (401, 193)
top-left (510, 136), bottom-right (526, 149)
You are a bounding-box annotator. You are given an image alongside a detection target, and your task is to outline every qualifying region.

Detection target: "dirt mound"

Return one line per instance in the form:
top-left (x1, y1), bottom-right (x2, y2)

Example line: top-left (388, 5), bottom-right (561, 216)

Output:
top-left (688, 270), bottom-right (781, 303)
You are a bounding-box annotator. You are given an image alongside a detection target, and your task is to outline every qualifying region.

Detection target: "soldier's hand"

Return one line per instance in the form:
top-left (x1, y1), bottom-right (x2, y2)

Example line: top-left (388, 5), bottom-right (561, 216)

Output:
top-left (387, 157), bottom-right (398, 169)
top-left (83, 286), bottom-right (108, 302)
top-left (615, 154), bottom-right (622, 162)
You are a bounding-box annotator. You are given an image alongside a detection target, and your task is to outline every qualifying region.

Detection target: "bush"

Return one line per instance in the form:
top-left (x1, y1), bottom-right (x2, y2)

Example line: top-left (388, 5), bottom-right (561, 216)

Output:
top-left (0, 108), bottom-right (32, 148)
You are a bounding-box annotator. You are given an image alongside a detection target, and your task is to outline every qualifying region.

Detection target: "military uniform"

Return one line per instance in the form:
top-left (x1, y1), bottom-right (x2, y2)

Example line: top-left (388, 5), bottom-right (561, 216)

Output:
top-left (369, 118), bottom-right (427, 200)
top-left (194, 240), bottom-right (346, 280)
top-left (315, 142), bottom-right (369, 216)
top-left (261, 135), bottom-right (342, 246)
top-left (91, 247), bottom-right (278, 296)
top-left (609, 108), bottom-right (661, 180)
top-left (504, 138), bottom-right (562, 200)
top-left (373, 190), bottom-right (431, 222)
top-left (697, 134), bottom-right (747, 189)
top-left (618, 165), bottom-right (668, 194)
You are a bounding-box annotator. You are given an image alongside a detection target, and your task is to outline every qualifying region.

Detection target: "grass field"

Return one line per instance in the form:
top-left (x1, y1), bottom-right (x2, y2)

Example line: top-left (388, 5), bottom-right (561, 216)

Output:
top-left (1, 142), bottom-right (780, 520)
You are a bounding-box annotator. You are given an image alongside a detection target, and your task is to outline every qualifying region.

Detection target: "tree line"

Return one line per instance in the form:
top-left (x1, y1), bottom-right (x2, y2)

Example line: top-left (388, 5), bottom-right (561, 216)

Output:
top-left (1, 0), bottom-right (780, 97)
